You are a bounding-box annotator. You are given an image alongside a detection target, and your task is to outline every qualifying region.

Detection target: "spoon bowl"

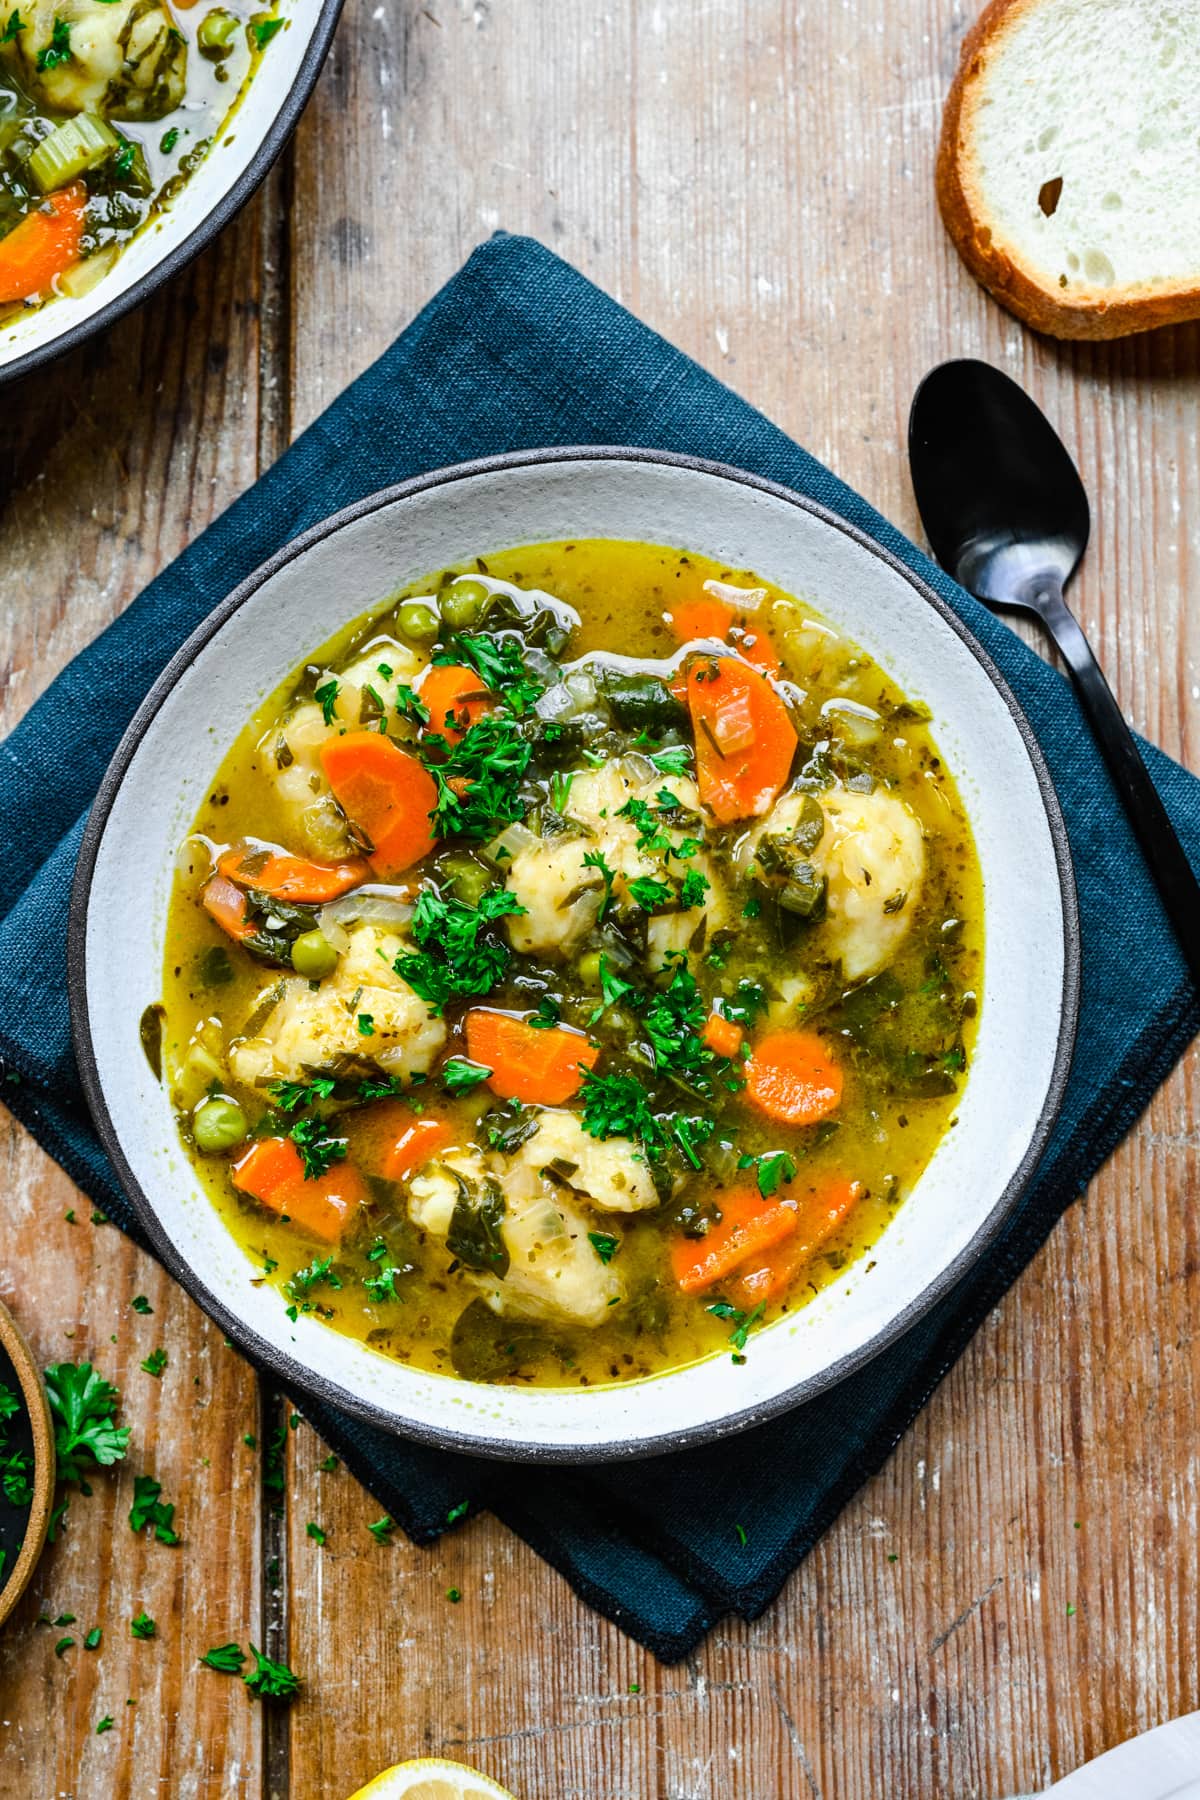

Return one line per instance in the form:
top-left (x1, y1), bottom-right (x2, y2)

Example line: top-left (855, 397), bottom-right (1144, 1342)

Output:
top-left (910, 360), bottom-right (1089, 608)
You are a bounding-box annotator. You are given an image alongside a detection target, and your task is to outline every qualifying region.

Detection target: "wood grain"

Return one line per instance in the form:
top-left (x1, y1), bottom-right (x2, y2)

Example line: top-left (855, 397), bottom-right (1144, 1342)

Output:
top-left (5, 0), bottom-right (1200, 1794)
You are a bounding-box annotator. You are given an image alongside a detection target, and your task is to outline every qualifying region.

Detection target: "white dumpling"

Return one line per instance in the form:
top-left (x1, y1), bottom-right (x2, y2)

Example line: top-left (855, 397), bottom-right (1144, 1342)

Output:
top-left (1, 0), bottom-right (187, 120)
top-left (408, 1149), bottom-right (490, 1237)
top-left (258, 703), bottom-right (355, 862)
top-left (503, 837), bottom-right (605, 956)
top-left (483, 1190), bottom-right (623, 1327)
top-left (228, 925), bottom-right (445, 1086)
top-left (817, 787), bottom-right (925, 981)
top-left (740, 784), bottom-right (925, 982)
top-left (503, 762), bottom-right (728, 964)
top-left (519, 1110), bottom-right (658, 1213)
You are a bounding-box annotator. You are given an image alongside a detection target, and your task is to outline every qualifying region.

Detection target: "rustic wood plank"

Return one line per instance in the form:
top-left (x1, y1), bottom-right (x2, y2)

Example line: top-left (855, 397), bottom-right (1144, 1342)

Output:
top-left (0, 173), bottom-right (292, 1797)
top-left (4, 0), bottom-right (1200, 1794)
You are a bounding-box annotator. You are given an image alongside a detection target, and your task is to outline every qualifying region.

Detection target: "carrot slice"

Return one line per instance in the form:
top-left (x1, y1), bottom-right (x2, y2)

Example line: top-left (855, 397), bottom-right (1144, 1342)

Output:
top-left (378, 1112), bottom-right (454, 1184)
top-left (670, 595), bottom-right (781, 675)
top-left (735, 624), bottom-right (782, 676)
top-left (202, 873), bottom-right (256, 943)
top-left (419, 663), bottom-right (494, 745)
top-left (730, 1178), bottom-right (864, 1306)
top-left (464, 1010), bottom-right (600, 1105)
top-left (670, 1186), bottom-right (797, 1294)
top-left (218, 844), bottom-right (370, 904)
top-left (670, 597), bottom-right (736, 643)
top-left (231, 1138), bottom-right (367, 1244)
top-left (320, 731), bottom-right (439, 878)
top-left (745, 1031), bottom-right (843, 1126)
top-left (702, 1012), bottom-right (744, 1059)
top-left (0, 183), bottom-right (85, 304)
top-left (685, 658), bottom-right (797, 822)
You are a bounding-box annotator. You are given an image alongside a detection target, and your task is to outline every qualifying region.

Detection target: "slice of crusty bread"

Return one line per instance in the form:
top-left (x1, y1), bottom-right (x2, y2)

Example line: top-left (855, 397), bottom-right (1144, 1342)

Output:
top-left (938, 0), bottom-right (1200, 339)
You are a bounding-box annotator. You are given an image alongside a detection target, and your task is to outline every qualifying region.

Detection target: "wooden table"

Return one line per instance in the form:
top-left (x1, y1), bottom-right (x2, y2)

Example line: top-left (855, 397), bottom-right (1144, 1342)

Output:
top-left (4, 3), bottom-right (1199, 1794)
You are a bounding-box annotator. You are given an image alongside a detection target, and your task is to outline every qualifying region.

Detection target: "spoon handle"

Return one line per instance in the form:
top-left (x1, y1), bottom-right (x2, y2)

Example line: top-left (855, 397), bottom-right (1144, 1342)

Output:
top-left (1038, 583), bottom-right (1200, 988)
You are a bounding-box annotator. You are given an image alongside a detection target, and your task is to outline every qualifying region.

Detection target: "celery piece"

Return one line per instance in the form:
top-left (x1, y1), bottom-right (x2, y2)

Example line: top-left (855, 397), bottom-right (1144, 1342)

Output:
top-left (27, 115), bottom-right (118, 194)
top-left (57, 247), bottom-right (119, 301)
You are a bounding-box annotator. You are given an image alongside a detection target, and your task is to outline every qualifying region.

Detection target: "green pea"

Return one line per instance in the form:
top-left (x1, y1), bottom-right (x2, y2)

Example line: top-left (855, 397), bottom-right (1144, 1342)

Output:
top-left (397, 601), bottom-right (439, 644)
top-left (577, 950), bottom-right (604, 988)
top-left (291, 930), bottom-right (339, 979)
top-left (441, 855), bottom-right (491, 907)
top-left (198, 7), bottom-right (239, 57)
top-left (193, 1097), bottom-right (248, 1154)
top-left (440, 580), bottom-right (491, 629)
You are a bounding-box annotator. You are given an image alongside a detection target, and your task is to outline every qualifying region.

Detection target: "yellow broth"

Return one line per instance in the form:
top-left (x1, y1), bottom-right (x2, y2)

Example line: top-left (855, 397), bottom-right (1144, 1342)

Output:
top-left (160, 540), bottom-right (983, 1387)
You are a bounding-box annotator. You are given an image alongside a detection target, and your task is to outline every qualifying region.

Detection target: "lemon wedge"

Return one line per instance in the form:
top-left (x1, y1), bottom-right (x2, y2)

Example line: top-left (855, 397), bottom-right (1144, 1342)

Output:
top-left (348, 1760), bottom-right (517, 1800)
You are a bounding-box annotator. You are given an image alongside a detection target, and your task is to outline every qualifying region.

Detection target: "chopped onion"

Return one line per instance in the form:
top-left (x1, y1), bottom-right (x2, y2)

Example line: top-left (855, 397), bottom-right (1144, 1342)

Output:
top-left (703, 579), bottom-right (768, 613)
top-left (534, 667), bottom-right (599, 723)
top-left (317, 887), bottom-right (414, 949)
top-left (482, 820), bottom-right (538, 865)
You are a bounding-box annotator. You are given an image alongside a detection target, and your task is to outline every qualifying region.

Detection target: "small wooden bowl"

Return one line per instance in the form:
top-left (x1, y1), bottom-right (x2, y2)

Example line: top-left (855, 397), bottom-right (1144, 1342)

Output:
top-left (0, 1300), bottom-right (55, 1629)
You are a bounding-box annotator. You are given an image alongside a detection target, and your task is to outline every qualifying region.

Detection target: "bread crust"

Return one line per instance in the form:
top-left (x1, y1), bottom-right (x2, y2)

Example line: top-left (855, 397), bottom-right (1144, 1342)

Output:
top-left (937, 0), bottom-right (1200, 340)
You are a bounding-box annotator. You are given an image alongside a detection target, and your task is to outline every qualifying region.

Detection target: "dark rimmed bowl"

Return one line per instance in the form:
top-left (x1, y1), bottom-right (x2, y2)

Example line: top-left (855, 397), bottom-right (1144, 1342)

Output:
top-left (69, 448), bottom-right (1080, 1462)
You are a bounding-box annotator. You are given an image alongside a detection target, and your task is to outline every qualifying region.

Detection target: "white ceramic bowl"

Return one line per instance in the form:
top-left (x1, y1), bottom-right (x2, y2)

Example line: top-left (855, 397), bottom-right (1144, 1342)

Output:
top-left (70, 450), bottom-right (1080, 1462)
top-left (0, 0), bottom-right (343, 385)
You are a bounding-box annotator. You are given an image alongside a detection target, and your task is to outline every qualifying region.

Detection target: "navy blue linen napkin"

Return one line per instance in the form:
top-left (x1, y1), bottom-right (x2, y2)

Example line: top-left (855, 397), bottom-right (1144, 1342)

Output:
top-left (2, 235), bottom-right (1198, 1661)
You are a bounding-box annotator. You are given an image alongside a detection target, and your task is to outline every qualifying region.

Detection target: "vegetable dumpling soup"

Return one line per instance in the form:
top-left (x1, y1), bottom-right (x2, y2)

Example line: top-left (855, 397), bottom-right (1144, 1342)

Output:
top-left (160, 541), bottom-right (983, 1388)
top-left (0, 0), bottom-right (287, 322)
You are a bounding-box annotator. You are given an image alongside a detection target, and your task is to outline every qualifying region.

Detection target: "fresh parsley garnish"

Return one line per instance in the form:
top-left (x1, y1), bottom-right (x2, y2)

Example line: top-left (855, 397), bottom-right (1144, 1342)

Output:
top-left (131, 1612), bottom-right (157, 1639)
top-left (722, 979), bottom-right (769, 1027)
top-left (581, 848), bottom-right (615, 920)
top-left (288, 1115), bottom-right (348, 1181)
top-left (367, 1515), bottom-right (395, 1542)
top-left (200, 1642), bottom-right (246, 1674)
top-left (362, 1263), bottom-right (403, 1303)
top-left (129, 1474), bottom-right (180, 1546)
top-left (456, 633), bottom-right (544, 715)
top-left (393, 886), bottom-right (523, 1014)
top-left (627, 875), bottom-right (672, 912)
top-left (648, 744), bottom-right (692, 775)
top-left (739, 1149), bottom-right (797, 1197)
top-left (579, 1069), bottom-right (665, 1157)
top-left (286, 1255), bottom-right (342, 1300)
top-left (43, 1363), bottom-right (130, 1485)
top-left (587, 1232), bottom-right (620, 1265)
top-left (0, 1381), bottom-right (18, 1422)
top-left (314, 679), bottom-right (339, 727)
top-left (269, 1076), bottom-right (335, 1113)
top-left (425, 713), bottom-right (533, 841)
top-left (394, 682), bottom-right (429, 724)
top-left (706, 1299), bottom-right (766, 1355)
top-left (244, 1644), bottom-right (301, 1700)
top-left (35, 14), bottom-right (69, 68)
top-left (139, 1347), bottom-right (168, 1378)
top-left (442, 1057), bottom-right (492, 1093)
top-left (678, 867), bottom-right (711, 909)
top-left (249, 15), bottom-right (286, 50)
top-left (1, 9), bottom-right (25, 43)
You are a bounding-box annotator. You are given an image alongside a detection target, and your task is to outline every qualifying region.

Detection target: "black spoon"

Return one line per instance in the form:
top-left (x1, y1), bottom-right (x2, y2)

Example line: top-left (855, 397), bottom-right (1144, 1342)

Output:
top-left (909, 357), bottom-right (1200, 987)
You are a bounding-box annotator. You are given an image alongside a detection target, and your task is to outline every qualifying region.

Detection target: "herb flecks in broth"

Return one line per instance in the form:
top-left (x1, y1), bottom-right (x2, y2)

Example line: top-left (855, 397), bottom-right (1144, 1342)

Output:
top-left (161, 541), bottom-right (983, 1388)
